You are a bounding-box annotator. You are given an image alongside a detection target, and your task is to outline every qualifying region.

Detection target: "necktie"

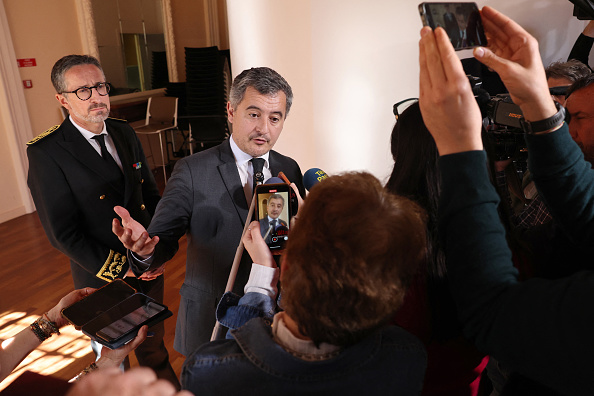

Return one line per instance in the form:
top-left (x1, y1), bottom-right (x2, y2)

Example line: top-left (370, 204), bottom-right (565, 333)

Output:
top-left (250, 157), bottom-right (265, 195)
top-left (270, 219), bottom-right (277, 230)
top-left (92, 134), bottom-right (122, 174)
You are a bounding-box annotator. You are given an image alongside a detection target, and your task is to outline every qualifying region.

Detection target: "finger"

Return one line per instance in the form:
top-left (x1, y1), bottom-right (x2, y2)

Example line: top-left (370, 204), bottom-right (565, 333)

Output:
top-left (126, 325), bottom-right (148, 351)
top-left (113, 205), bottom-right (131, 222)
top-left (473, 45), bottom-right (511, 76)
top-left (434, 28), bottom-right (467, 84)
top-left (481, 6), bottom-right (525, 42)
top-left (419, 27), bottom-right (433, 100)
top-left (112, 218), bottom-right (124, 237)
top-left (424, 27), bottom-right (449, 86)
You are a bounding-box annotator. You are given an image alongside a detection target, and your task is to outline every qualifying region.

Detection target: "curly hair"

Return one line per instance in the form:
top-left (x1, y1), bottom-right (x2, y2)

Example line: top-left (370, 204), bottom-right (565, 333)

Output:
top-left (281, 172), bottom-right (426, 346)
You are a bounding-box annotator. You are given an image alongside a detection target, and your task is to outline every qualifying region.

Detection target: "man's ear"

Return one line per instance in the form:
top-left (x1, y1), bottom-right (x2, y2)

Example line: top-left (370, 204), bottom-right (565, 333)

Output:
top-left (227, 101), bottom-right (234, 123)
top-left (56, 93), bottom-right (70, 111)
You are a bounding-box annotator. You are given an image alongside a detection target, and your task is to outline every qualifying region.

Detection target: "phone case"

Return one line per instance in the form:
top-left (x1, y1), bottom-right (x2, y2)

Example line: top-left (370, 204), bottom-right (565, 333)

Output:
top-left (61, 279), bottom-right (173, 349)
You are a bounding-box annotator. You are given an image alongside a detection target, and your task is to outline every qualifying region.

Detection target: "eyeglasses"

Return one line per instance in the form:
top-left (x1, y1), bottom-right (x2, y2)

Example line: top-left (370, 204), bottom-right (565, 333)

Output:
top-left (62, 82), bottom-right (111, 101)
top-left (393, 98), bottom-right (419, 120)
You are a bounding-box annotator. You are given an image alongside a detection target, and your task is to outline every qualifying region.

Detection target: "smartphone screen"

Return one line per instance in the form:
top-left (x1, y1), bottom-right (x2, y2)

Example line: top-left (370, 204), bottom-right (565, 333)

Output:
top-left (97, 301), bottom-right (165, 342)
top-left (61, 279), bottom-right (136, 327)
top-left (419, 2), bottom-right (487, 50)
top-left (255, 183), bottom-right (293, 250)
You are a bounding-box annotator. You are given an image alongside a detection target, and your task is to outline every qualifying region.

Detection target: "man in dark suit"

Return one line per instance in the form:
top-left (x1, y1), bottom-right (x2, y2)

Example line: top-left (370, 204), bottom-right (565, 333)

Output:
top-left (26, 55), bottom-right (178, 387)
top-left (114, 67), bottom-right (305, 356)
top-left (259, 193), bottom-right (288, 244)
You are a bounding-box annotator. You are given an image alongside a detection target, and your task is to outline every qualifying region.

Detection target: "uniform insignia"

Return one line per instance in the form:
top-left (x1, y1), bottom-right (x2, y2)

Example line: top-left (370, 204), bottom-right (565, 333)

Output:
top-left (27, 125), bottom-right (59, 145)
top-left (96, 250), bottom-right (127, 282)
top-left (108, 116), bottom-right (128, 122)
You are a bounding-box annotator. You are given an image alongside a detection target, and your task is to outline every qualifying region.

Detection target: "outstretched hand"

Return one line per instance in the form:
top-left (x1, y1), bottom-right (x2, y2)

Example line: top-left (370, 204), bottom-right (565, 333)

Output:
top-left (243, 221), bottom-right (276, 268)
top-left (472, 6), bottom-right (557, 122)
top-left (418, 26), bottom-right (483, 155)
top-left (113, 206), bottom-right (159, 258)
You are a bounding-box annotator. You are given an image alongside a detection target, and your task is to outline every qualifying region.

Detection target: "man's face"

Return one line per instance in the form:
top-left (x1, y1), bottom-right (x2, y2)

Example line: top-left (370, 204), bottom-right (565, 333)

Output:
top-left (566, 84), bottom-right (594, 162)
top-left (547, 76), bottom-right (573, 105)
top-left (56, 64), bottom-right (110, 132)
top-left (267, 198), bottom-right (284, 219)
top-left (228, 86), bottom-right (287, 157)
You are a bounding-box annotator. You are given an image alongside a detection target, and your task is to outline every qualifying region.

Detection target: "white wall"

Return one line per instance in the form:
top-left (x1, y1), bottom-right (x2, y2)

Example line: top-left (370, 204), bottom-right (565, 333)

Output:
top-left (227, 0), bottom-right (588, 182)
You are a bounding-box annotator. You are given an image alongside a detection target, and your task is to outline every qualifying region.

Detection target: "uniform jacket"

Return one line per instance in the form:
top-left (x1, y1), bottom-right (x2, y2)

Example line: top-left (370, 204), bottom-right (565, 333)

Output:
top-left (140, 138), bottom-right (304, 355)
top-left (27, 117), bottom-right (160, 288)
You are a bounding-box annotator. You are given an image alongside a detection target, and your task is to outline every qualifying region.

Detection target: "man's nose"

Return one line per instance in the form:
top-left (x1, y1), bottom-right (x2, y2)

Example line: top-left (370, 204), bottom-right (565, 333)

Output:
top-left (256, 117), bottom-right (269, 134)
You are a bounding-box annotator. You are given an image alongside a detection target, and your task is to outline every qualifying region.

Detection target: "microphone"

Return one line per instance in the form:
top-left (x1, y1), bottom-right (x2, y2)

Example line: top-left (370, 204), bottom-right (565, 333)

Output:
top-left (303, 168), bottom-right (329, 191)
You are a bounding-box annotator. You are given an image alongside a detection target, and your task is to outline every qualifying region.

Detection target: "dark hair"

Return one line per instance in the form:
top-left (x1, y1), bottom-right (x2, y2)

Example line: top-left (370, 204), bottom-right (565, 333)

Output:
top-left (566, 73), bottom-right (594, 99)
top-left (229, 67), bottom-right (293, 117)
top-left (545, 59), bottom-right (591, 84)
top-left (385, 101), bottom-right (458, 340)
top-left (51, 55), bottom-right (104, 94)
top-left (267, 193), bottom-right (284, 206)
top-left (282, 172), bottom-right (426, 346)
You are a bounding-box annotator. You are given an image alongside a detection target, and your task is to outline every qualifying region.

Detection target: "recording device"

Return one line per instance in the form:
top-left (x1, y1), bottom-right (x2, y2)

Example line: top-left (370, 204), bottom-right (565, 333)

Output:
top-left (96, 295), bottom-right (166, 344)
top-left (254, 182), bottom-right (296, 250)
top-left (418, 2), bottom-right (487, 50)
top-left (571, 0), bottom-right (594, 20)
top-left (303, 168), bottom-right (329, 191)
top-left (62, 279), bottom-right (172, 349)
top-left (469, 76), bottom-right (527, 162)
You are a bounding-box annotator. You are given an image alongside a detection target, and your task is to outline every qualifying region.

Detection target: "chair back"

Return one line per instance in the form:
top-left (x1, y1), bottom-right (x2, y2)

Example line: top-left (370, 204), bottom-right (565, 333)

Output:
top-left (146, 96), bottom-right (178, 127)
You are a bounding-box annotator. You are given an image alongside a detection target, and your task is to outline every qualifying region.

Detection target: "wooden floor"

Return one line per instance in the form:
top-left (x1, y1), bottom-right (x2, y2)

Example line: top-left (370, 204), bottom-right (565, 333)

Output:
top-left (0, 168), bottom-right (188, 390)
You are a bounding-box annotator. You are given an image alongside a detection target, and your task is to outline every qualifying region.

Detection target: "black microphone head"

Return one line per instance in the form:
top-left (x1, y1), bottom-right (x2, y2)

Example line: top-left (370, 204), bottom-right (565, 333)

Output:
top-left (303, 168), bottom-right (329, 191)
top-left (265, 177), bottom-right (284, 184)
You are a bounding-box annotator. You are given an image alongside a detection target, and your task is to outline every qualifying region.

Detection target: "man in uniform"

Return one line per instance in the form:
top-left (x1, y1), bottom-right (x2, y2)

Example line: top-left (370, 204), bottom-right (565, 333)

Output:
top-left (26, 54), bottom-right (178, 387)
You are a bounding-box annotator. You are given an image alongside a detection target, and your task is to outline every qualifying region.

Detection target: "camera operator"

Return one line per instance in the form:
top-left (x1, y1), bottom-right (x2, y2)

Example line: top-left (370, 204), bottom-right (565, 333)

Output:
top-left (419, 6), bottom-right (594, 395)
top-left (180, 172), bottom-right (428, 395)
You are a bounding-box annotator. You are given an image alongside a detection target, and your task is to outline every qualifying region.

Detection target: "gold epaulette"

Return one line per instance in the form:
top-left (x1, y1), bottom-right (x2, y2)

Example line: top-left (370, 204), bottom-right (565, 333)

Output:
top-left (27, 125), bottom-right (59, 145)
top-left (96, 250), bottom-right (127, 282)
top-left (108, 116), bottom-right (128, 123)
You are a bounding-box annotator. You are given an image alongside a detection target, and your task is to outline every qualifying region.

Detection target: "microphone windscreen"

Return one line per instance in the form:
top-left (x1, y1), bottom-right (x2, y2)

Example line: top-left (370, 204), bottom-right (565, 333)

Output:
top-left (265, 177), bottom-right (284, 184)
top-left (303, 168), bottom-right (328, 191)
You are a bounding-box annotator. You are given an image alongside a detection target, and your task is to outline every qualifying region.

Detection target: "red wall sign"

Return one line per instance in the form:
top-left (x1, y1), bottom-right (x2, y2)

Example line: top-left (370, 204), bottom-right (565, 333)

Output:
top-left (17, 58), bottom-right (36, 67)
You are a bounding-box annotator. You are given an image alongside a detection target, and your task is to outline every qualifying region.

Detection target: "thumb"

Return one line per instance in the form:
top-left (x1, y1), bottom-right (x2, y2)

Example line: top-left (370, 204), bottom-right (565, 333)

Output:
top-left (473, 46), bottom-right (508, 73)
top-left (114, 205), bottom-right (130, 221)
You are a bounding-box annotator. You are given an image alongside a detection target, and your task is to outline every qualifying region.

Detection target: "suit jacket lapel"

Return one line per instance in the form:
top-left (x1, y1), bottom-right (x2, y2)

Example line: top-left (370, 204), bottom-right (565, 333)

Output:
top-left (217, 140), bottom-right (250, 226)
top-left (57, 118), bottom-right (123, 196)
top-left (107, 123), bottom-right (133, 204)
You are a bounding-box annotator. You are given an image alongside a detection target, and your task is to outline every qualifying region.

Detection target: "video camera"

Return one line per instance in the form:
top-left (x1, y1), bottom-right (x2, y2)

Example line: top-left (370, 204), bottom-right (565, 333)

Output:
top-left (468, 76), bottom-right (528, 167)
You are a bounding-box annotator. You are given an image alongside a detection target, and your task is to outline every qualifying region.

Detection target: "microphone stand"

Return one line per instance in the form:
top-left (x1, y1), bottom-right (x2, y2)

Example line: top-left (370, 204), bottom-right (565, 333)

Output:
top-left (210, 186), bottom-right (259, 341)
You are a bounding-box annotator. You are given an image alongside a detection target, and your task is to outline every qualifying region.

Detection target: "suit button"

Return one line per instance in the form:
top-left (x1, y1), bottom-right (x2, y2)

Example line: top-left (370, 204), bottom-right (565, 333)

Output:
top-left (141, 179), bottom-right (144, 184)
top-left (100, 195), bottom-right (106, 200)
top-left (140, 204), bottom-right (146, 210)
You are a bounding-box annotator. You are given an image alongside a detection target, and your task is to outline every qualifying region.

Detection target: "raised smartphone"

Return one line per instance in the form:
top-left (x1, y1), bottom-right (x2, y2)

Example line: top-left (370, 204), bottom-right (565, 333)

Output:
top-left (419, 2), bottom-right (487, 50)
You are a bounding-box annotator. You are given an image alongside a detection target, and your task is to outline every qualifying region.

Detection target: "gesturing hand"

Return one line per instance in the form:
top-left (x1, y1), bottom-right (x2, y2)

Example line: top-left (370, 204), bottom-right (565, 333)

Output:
top-left (113, 206), bottom-right (159, 258)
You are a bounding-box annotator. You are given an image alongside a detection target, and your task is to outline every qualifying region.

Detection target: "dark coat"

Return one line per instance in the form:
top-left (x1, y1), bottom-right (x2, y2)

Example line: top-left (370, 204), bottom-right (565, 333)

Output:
top-left (27, 117), bottom-right (161, 288)
top-left (141, 138), bottom-right (304, 355)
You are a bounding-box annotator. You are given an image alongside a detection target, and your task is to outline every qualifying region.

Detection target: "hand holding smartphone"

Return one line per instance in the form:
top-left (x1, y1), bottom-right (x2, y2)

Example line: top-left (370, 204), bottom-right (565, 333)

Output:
top-left (419, 2), bottom-right (487, 51)
top-left (254, 183), bottom-right (295, 251)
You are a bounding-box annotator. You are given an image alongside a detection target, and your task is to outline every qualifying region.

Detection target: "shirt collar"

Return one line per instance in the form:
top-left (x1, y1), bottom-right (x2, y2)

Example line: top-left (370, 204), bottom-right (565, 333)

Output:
top-left (69, 115), bottom-right (107, 140)
top-left (229, 135), bottom-right (270, 167)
